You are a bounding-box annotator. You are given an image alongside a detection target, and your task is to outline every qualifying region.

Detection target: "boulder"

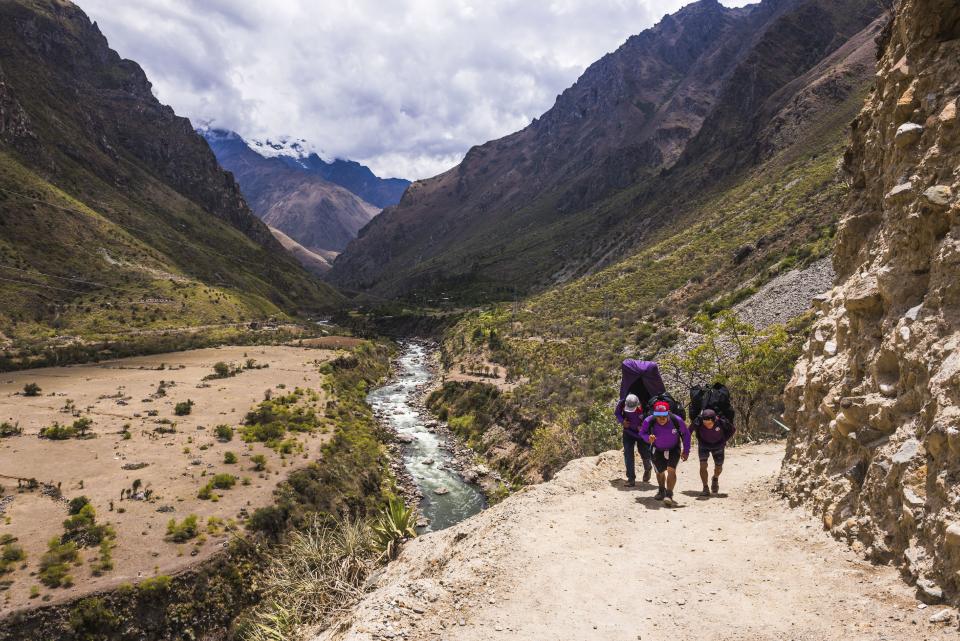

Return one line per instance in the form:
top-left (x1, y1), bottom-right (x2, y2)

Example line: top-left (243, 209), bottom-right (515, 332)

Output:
top-left (894, 122), bottom-right (923, 147)
top-left (892, 438), bottom-right (921, 465)
top-left (916, 578), bottom-right (944, 604)
top-left (922, 185), bottom-right (952, 208)
top-left (945, 522), bottom-right (960, 548)
top-left (884, 181), bottom-right (914, 203)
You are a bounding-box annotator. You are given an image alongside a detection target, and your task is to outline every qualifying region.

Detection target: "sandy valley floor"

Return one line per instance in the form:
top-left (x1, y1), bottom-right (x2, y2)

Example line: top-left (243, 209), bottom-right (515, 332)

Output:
top-left (0, 345), bottom-right (336, 613)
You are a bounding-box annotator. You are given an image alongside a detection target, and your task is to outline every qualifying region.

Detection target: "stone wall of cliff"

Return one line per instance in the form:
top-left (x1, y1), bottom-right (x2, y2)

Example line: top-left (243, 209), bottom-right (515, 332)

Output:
top-left (780, 0), bottom-right (960, 605)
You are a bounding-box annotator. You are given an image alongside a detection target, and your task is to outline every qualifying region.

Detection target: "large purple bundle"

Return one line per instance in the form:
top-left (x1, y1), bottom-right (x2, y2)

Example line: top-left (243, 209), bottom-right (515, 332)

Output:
top-left (619, 359), bottom-right (666, 408)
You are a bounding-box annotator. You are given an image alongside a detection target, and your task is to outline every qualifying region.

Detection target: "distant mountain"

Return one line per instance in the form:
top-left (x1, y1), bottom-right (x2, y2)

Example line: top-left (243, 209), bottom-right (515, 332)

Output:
top-left (328, 0), bottom-right (882, 302)
top-left (278, 154), bottom-right (409, 210)
top-left (0, 0), bottom-right (340, 349)
top-left (201, 128), bottom-right (379, 255)
top-left (234, 132), bottom-right (409, 209)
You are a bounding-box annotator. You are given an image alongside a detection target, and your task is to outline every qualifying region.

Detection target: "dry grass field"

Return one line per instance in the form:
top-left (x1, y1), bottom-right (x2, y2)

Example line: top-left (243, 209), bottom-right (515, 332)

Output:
top-left (0, 345), bottom-right (338, 613)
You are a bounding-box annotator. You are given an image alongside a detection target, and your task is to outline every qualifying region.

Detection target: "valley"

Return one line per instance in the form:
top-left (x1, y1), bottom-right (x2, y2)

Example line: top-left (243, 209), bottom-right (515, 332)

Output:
top-left (1, 0), bottom-right (959, 638)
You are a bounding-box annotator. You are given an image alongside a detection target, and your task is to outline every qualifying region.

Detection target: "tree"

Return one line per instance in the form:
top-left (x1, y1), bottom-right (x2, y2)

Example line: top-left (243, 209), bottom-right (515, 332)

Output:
top-left (23, 383), bottom-right (41, 397)
top-left (659, 311), bottom-right (805, 440)
top-left (72, 417), bottom-right (93, 438)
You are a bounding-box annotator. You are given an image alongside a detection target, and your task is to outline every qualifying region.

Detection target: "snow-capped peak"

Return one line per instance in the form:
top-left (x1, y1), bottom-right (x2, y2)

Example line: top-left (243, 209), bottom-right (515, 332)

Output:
top-left (248, 135), bottom-right (326, 161)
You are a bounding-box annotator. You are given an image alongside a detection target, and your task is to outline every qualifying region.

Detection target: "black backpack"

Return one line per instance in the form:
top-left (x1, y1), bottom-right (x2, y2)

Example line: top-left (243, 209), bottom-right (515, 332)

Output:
top-left (644, 392), bottom-right (687, 422)
top-left (690, 382), bottom-right (734, 424)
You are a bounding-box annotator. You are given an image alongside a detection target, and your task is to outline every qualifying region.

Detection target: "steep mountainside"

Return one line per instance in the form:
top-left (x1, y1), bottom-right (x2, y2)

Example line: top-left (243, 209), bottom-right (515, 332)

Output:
top-left (269, 226), bottom-right (335, 275)
top-left (202, 129), bottom-right (380, 255)
top-left (330, 0), bottom-right (882, 302)
top-left (0, 0), bottom-right (340, 351)
top-left (781, 0), bottom-right (960, 605)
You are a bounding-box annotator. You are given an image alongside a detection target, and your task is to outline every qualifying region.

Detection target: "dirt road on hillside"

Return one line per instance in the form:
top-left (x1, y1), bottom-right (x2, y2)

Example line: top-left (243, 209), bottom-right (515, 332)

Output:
top-left (317, 443), bottom-right (957, 641)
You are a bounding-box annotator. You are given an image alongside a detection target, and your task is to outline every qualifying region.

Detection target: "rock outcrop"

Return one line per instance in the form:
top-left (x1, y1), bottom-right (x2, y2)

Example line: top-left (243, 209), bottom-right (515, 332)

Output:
top-left (781, 0), bottom-right (960, 604)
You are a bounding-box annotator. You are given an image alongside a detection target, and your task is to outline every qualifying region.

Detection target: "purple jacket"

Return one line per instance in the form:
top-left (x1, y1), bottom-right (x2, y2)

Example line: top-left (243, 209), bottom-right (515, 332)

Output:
top-left (639, 414), bottom-right (691, 455)
top-left (694, 416), bottom-right (735, 446)
top-left (614, 400), bottom-right (644, 437)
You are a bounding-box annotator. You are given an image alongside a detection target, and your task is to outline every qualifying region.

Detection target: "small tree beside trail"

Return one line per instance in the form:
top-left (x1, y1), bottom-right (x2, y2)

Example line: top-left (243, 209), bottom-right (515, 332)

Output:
top-left (23, 383), bottom-right (41, 397)
top-left (659, 311), bottom-right (806, 442)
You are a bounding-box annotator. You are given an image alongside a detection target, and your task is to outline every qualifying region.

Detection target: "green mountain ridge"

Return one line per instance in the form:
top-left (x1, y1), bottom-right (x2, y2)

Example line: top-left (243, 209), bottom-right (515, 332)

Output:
top-left (0, 0), bottom-right (341, 357)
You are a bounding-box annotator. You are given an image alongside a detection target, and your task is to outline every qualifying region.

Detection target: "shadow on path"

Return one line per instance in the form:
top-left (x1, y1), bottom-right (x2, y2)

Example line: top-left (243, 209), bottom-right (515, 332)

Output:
top-left (634, 496), bottom-right (687, 510)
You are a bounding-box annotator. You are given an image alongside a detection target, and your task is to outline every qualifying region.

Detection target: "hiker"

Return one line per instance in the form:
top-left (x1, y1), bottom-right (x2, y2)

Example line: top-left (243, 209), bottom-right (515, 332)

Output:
top-left (615, 393), bottom-right (652, 486)
top-left (693, 408), bottom-right (735, 496)
top-left (639, 400), bottom-right (691, 507)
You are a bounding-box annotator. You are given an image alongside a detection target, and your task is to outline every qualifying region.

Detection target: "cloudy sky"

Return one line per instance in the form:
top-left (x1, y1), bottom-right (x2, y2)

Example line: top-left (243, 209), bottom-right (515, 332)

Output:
top-left (79, 0), bottom-right (752, 180)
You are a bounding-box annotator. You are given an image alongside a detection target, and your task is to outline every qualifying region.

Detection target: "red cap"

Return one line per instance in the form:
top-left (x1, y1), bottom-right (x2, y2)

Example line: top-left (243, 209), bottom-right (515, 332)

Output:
top-left (653, 401), bottom-right (670, 416)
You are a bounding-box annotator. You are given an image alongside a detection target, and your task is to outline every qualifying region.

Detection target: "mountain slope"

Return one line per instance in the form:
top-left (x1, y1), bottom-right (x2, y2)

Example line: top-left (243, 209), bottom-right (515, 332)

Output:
top-left (329, 0), bottom-right (882, 302)
top-left (781, 0), bottom-right (960, 604)
top-left (202, 129), bottom-right (380, 255)
top-left (0, 0), bottom-right (340, 351)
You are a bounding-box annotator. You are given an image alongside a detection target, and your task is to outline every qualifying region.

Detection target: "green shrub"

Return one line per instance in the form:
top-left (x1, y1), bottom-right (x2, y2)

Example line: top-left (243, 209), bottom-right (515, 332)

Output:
top-left (197, 484), bottom-right (213, 500)
top-left (224, 451), bottom-right (238, 464)
top-left (213, 361), bottom-right (231, 378)
top-left (214, 424), bottom-right (234, 441)
top-left (23, 382), bottom-right (41, 396)
top-left (0, 541), bottom-right (26, 574)
top-left (248, 505), bottom-right (287, 539)
top-left (39, 422), bottom-right (76, 440)
top-left (138, 574), bottom-right (172, 595)
top-left (68, 496), bottom-right (91, 515)
top-left (62, 503), bottom-right (113, 546)
top-left (38, 538), bottom-right (79, 587)
top-left (0, 422), bottom-right (21, 437)
top-left (165, 515), bottom-right (199, 542)
top-left (210, 473), bottom-right (236, 490)
top-left (69, 597), bottom-right (119, 639)
top-left (174, 399), bottom-right (194, 416)
top-left (251, 454), bottom-right (267, 471)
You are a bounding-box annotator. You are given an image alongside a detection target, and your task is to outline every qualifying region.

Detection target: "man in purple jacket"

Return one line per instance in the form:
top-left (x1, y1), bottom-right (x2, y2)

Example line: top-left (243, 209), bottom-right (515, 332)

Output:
top-left (615, 394), bottom-right (652, 486)
top-left (639, 400), bottom-right (691, 507)
top-left (693, 408), bottom-right (735, 497)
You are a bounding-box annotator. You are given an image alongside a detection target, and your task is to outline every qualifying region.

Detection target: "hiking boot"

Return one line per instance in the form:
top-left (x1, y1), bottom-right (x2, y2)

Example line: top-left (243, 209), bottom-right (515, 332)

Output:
top-left (624, 479), bottom-right (635, 487)
top-left (654, 487), bottom-right (666, 501)
top-left (663, 490), bottom-right (675, 508)
top-left (700, 486), bottom-right (711, 498)
top-left (711, 477), bottom-right (720, 494)
top-left (642, 467), bottom-right (652, 483)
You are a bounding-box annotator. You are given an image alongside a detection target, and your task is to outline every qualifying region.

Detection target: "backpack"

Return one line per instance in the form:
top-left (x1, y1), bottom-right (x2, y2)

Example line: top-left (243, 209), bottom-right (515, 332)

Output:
top-left (690, 382), bottom-right (735, 424)
top-left (644, 392), bottom-right (687, 422)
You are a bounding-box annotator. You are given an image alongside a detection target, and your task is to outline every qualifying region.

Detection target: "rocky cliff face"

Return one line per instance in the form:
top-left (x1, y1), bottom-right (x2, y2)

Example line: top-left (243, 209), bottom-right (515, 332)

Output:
top-left (781, 0), bottom-right (960, 605)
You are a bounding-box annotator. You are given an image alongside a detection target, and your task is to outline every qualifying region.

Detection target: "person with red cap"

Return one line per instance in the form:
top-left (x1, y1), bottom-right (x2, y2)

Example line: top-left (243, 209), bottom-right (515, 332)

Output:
top-left (639, 400), bottom-right (691, 507)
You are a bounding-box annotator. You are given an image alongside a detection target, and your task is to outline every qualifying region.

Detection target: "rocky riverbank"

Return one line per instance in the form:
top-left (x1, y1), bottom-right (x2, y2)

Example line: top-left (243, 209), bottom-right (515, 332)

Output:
top-left (370, 341), bottom-right (500, 531)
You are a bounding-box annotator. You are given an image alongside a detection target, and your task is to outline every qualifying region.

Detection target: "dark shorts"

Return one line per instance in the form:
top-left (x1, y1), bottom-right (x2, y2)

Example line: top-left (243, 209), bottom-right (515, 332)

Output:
top-left (698, 443), bottom-right (725, 466)
top-left (651, 446), bottom-right (681, 473)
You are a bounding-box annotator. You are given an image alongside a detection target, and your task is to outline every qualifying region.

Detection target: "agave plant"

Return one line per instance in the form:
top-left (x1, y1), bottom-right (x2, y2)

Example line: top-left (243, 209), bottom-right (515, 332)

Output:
top-left (372, 497), bottom-right (418, 560)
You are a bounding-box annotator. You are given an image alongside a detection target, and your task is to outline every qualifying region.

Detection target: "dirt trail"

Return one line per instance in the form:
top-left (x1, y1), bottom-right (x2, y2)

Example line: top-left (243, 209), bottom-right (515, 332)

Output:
top-left (317, 443), bottom-right (957, 641)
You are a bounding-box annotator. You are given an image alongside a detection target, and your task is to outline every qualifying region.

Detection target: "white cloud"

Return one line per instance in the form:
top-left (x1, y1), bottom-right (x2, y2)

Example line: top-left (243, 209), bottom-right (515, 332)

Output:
top-left (77, 0), bottom-right (754, 179)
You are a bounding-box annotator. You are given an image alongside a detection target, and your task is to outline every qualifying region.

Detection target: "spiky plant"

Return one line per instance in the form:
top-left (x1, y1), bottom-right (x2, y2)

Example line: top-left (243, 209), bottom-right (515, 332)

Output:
top-left (372, 497), bottom-right (418, 561)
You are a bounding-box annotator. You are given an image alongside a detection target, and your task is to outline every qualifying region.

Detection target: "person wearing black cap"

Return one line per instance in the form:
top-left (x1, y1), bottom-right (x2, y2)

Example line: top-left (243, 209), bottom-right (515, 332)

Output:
top-left (693, 409), bottom-right (735, 496)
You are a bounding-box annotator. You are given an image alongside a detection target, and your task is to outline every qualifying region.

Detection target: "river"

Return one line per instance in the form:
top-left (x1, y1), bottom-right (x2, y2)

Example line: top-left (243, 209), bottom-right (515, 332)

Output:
top-left (367, 342), bottom-right (486, 532)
